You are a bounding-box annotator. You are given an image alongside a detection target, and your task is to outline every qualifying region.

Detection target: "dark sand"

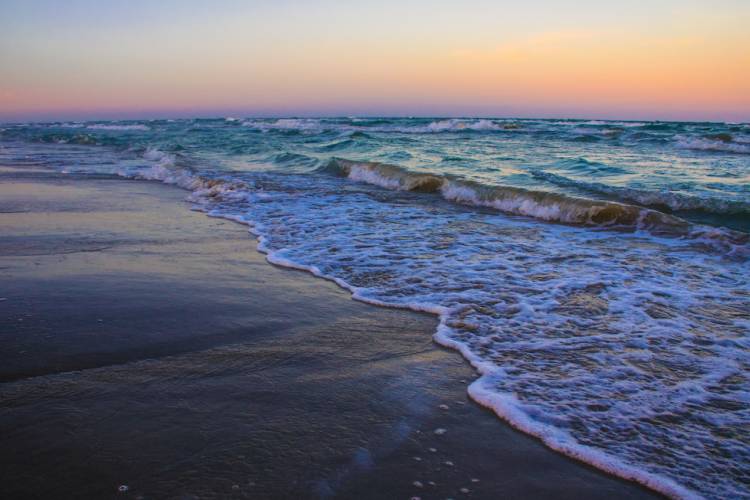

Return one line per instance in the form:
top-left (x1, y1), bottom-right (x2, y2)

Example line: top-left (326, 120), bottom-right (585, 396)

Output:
top-left (0, 166), bottom-right (661, 499)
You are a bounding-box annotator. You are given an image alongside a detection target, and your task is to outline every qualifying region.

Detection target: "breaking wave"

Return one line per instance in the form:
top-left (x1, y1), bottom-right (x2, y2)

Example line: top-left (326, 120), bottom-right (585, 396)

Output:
top-left (86, 123), bottom-right (151, 131)
top-left (320, 158), bottom-right (748, 257)
top-left (675, 135), bottom-right (750, 154)
top-left (241, 118), bottom-right (518, 134)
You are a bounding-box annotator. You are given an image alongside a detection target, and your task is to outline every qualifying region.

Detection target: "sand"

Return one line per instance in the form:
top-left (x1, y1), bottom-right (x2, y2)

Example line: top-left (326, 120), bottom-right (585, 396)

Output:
top-left (0, 165), bottom-right (660, 499)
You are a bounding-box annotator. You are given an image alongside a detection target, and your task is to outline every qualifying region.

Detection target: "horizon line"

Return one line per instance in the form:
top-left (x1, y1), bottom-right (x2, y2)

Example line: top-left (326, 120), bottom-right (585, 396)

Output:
top-left (2, 113), bottom-right (748, 126)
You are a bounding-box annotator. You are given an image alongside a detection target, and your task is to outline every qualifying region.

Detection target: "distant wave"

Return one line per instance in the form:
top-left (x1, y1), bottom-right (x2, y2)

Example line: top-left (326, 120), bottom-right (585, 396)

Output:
top-left (675, 134), bottom-right (750, 154)
top-left (235, 117), bottom-right (749, 152)
top-left (31, 132), bottom-right (123, 147)
top-left (551, 158), bottom-right (630, 176)
top-left (532, 170), bottom-right (750, 216)
top-left (26, 119), bottom-right (750, 157)
top-left (237, 117), bottom-right (701, 139)
top-left (241, 118), bottom-right (325, 132)
top-left (320, 158), bottom-right (748, 257)
top-left (87, 123), bottom-right (151, 131)
top-left (38, 133), bottom-right (100, 145)
top-left (419, 118), bottom-right (504, 132)
top-left (241, 118), bottom-right (520, 134)
top-left (267, 151), bottom-right (319, 168)
top-left (313, 139), bottom-right (357, 152)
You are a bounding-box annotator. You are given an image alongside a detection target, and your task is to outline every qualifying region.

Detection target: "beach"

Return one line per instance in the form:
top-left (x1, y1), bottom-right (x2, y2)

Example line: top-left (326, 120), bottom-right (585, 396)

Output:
top-left (0, 165), bottom-right (661, 499)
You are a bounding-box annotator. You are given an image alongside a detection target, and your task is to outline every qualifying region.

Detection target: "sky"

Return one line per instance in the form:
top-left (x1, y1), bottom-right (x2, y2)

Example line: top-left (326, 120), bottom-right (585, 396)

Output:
top-left (1, 0), bottom-right (749, 122)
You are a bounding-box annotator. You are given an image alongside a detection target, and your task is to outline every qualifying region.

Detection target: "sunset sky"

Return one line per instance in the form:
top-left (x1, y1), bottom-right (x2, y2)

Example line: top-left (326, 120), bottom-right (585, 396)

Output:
top-left (1, 0), bottom-right (748, 122)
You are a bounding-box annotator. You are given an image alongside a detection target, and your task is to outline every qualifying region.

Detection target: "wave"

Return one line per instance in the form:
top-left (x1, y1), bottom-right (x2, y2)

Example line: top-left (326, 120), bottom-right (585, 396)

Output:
top-left (553, 158), bottom-right (630, 176)
top-left (241, 118), bottom-right (324, 132)
top-left (28, 119), bottom-right (750, 160)
top-left (314, 139), bottom-right (357, 152)
top-left (31, 132), bottom-right (122, 147)
top-left (239, 117), bottom-right (695, 137)
top-left (420, 118), bottom-right (501, 132)
top-left (86, 124), bottom-right (150, 131)
top-left (570, 126), bottom-right (623, 138)
top-left (532, 170), bottom-right (750, 216)
top-left (675, 135), bottom-right (750, 154)
top-left (268, 152), bottom-right (319, 168)
top-left (235, 118), bottom-right (745, 149)
top-left (581, 120), bottom-right (649, 128)
top-left (322, 158), bottom-right (673, 226)
top-left (638, 122), bottom-right (681, 132)
top-left (241, 118), bottom-right (517, 134)
top-left (142, 147), bottom-right (177, 165)
top-left (124, 151), bottom-right (748, 259)
top-left (39, 133), bottom-right (100, 145)
top-left (320, 158), bottom-right (748, 257)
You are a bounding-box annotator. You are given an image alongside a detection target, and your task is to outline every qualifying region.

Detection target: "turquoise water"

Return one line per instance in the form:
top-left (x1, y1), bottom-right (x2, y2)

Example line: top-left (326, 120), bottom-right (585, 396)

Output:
top-left (1, 118), bottom-right (749, 498)
top-left (3, 117), bottom-right (749, 231)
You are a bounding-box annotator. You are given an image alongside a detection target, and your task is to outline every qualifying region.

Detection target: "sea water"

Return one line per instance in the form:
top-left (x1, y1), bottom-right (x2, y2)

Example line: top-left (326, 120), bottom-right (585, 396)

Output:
top-left (1, 117), bottom-right (748, 498)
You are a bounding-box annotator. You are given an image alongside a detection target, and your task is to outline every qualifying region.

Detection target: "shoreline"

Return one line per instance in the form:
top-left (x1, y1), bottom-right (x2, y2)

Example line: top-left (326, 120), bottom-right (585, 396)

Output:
top-left (0, 165), bottom-right (662, 499)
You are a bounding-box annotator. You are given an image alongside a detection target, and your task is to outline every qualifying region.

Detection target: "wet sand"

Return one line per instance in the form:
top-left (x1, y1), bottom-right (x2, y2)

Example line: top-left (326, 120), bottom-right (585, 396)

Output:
top-left (0, 165), bottom-right (661, 499)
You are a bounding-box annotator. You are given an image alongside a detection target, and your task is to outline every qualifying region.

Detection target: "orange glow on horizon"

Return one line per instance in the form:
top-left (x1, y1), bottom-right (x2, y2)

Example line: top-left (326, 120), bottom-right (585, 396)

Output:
top-left (1, 2), bottom-right (748, 121)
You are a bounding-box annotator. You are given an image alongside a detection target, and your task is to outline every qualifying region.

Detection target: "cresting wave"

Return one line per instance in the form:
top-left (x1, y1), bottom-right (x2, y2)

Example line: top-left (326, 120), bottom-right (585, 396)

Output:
top-left (86, 123), bottom-right (151, 131)
top-left (675, 134), bottom-right (750, 154)
top-left (241, 117), bottom-right (517, 134)
top-left (238, 118), bottom-right (750, 152)
top-left (321, 158), bottom-right (748, 258)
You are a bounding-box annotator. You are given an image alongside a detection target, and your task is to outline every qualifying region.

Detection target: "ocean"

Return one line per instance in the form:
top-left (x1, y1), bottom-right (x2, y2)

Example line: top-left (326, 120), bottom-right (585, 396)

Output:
top-left (1, 117), bottom-right (748, 498)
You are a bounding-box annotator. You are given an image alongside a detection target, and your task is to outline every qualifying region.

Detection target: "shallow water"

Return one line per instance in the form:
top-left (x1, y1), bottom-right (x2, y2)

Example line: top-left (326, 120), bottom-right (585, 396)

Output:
top-left (1, 117), bottom-right (748, 498)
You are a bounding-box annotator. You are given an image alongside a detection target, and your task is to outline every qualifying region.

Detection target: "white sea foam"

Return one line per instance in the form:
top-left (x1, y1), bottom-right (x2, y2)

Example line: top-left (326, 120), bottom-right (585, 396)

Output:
top-left (440, 181), bottom-right (566, 221)
top-left (347, 164), bottom-right (403, 189)
top-left (675, 135), bottom-right (750, 154)
top-left (580, 120), bottom-right (610, 126)
top-left (464, 377), bottom-right (700, 500)
top-left (129, 148), bottom-right (196, 188)
top-left (241, 118), bottom-right (324, 132)
top-left (87, 124), bottom-right (151, 131)
top-left (241, 118), bottom-right (506, 134)
top-left (423, 119), bottom-right (500, 132)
